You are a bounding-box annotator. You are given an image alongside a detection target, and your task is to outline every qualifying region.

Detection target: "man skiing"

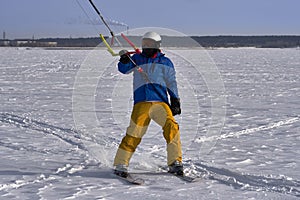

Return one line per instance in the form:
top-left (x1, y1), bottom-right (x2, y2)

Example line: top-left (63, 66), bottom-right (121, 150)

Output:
top-left (113, 32), bottom-right (183, 178)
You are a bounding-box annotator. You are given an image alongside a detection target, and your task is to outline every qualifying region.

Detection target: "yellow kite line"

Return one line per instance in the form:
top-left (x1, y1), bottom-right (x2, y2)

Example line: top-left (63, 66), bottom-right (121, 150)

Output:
top-left (100, 34), bottom-right (119, 56)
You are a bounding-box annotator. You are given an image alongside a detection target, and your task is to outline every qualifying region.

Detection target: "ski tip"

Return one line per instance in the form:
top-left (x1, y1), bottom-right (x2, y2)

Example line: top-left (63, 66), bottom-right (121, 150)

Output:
top-left (114, 173), bottom-right (145, 185)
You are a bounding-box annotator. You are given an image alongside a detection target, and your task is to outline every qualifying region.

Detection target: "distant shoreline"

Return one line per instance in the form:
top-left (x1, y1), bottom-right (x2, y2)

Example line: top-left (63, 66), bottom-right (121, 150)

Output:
top-left (1, 35), bottom-right (299, 48)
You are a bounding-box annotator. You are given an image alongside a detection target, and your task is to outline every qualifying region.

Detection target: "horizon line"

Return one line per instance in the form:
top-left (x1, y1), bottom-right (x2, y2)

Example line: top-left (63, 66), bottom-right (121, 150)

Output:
top-left (2, 34), bottom-right (300, 40)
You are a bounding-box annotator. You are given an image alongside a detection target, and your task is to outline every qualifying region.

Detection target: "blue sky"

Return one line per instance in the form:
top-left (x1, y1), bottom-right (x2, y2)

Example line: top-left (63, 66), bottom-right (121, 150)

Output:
top-left (1, 0), bottom-right (300, 39)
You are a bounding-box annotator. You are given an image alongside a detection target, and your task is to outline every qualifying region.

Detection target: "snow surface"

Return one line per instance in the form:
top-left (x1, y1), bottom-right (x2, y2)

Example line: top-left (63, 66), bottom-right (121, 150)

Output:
top-left (0, 47), bottom-right (299, 200)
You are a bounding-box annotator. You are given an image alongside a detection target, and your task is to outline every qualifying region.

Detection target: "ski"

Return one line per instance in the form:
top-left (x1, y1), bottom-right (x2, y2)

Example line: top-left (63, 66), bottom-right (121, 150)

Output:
top-left (158, 166), bottom-right (200, 183)
top-left (169, 173), bottom-right (199, 183)
top-left (114, 173), bottom-right (145, 185)
top-left (114, 170), bottom-right (199, 184)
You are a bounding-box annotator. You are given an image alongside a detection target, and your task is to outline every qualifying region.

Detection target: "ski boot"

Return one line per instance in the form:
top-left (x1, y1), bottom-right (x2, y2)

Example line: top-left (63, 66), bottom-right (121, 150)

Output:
top-left (168, 160), bottom-right (184, 176)
top-left (114, 164), bottom-right (128, 178)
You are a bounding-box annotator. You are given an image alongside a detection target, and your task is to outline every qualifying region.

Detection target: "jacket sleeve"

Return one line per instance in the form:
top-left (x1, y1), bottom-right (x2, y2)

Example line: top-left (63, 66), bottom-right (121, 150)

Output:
top-left (164, 58), bottom-right (180, 99)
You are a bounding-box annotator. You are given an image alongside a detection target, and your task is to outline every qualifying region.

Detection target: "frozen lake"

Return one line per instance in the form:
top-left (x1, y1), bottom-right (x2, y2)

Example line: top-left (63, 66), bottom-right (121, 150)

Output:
top-left (0, 47), bottom-right (299, 199)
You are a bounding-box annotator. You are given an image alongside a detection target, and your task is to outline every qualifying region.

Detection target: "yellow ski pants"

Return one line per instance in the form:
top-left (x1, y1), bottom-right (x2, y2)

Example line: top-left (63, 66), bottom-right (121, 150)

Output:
top-left (113, 102), bottom-right (182, 166)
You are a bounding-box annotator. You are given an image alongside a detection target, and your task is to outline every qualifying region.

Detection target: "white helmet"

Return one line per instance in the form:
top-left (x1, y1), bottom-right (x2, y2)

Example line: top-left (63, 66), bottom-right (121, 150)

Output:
top-left (142, 31), bottom-right (161, 42)
top-left (142, 32), bottom-right (161, 49)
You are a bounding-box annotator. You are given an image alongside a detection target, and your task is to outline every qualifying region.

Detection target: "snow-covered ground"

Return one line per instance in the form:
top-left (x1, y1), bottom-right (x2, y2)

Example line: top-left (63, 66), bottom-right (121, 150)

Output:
top-left (0, 47), bottom-right (299, 199)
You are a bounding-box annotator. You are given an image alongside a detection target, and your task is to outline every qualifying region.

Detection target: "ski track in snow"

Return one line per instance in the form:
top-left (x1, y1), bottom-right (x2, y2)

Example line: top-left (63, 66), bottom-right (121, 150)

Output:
top-left (196, 117), bottom-right (299, 142)
top-left (0, 48), bottom-right (299, 199)
top-left (189, 162), bottom-right (300, 198)
top-left (0, 112), bottom-right (85, 151)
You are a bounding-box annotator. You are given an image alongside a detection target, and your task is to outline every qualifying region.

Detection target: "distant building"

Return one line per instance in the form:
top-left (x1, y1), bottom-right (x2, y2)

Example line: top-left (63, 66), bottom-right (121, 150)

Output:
top-left (7, 39), bottom-right (57, 47)
top-left (36, 41), bottom-right (57, 47)
top-left (0, 39), bottom-right (10, 46)
top-left (10, 39), bottom-right (31, 46)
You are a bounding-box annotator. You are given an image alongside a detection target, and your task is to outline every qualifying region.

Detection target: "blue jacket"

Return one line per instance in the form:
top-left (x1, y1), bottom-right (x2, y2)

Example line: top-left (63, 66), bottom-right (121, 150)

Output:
top-left (118, 52), bottom-right (180, 105)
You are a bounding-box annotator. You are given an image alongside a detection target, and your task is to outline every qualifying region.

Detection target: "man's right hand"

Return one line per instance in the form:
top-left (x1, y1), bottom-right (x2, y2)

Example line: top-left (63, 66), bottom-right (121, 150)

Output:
top-left (119, 50), bottom-right (130, 64)
top-left (170, 98), bottom-right (181, 116)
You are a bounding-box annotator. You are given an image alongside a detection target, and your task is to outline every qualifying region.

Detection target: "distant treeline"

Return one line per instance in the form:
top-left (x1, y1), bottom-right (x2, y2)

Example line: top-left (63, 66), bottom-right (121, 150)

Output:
top-left (191, 36), bottom-right (300, 48)
top-left (1, 36), bottom-right (300, 48)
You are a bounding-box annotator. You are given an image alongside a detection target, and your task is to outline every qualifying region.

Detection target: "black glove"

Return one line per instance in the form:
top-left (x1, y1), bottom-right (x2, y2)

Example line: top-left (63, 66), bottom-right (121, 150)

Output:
top-left (119, 50), bottom-right (130, 64)
top-left (170, 98), bottom-right (181, 116)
